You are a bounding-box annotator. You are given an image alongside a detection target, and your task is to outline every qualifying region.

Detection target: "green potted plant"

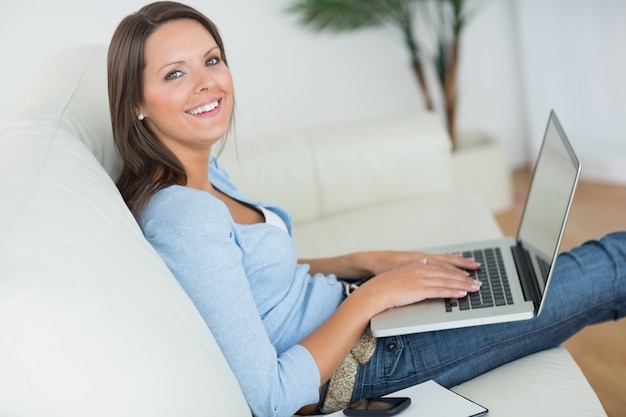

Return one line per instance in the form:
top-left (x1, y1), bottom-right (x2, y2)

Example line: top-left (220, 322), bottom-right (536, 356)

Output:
top-left (285, 0), bottom-right (471, 151)
top-left (286, 0), bottom-right (513, 212)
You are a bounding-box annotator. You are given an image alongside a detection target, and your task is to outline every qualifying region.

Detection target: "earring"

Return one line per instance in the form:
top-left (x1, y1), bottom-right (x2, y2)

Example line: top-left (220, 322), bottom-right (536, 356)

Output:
top-left (137, 113), bottom-right (145, 121)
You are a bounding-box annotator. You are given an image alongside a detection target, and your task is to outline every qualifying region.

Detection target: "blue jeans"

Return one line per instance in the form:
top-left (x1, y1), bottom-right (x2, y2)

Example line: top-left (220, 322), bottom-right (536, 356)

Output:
top-left (351, 232), bottom-right (626, 402)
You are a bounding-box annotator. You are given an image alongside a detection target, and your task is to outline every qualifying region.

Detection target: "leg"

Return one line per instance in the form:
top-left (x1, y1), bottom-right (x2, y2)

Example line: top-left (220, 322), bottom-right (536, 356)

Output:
top-left (353, 232), bottom-right (626, 400)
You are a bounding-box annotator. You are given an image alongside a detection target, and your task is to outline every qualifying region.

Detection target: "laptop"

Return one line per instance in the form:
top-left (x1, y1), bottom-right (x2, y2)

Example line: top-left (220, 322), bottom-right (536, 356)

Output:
top-left (370, 110), bottom-right (581, 337)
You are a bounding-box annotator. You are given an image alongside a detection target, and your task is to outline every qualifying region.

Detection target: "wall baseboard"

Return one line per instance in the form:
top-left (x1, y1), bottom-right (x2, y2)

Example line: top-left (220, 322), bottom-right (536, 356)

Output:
top-left (579, 154), bottom-right (626, 186)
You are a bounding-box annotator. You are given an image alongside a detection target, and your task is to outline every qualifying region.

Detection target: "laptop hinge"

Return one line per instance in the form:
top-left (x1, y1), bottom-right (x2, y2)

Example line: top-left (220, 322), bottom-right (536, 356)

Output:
top-left (511, 243), bottom-right (542, 309)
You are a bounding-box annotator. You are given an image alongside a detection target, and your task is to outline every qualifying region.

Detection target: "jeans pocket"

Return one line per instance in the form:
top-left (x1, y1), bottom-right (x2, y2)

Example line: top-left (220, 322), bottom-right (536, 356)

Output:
top-left (381, 337), bottom-right (417, 381)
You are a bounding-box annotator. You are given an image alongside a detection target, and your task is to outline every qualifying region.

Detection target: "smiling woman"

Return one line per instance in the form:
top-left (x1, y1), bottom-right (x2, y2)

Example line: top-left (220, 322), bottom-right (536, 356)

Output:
top-left (106, 3), bottom-right (626, 417)
top-left (107, 4), bottom-right (235, 217)
top-left (139, 19), bottom-right (233, 162)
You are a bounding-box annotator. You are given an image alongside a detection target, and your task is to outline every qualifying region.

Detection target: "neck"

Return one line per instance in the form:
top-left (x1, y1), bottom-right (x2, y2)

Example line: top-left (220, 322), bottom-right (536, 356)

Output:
top-left (160, 141), bottom-right (216, 191)
top-left (170, 145), bottom-right (213, 191)
top-left (184, 159), bottom-right (213, 191)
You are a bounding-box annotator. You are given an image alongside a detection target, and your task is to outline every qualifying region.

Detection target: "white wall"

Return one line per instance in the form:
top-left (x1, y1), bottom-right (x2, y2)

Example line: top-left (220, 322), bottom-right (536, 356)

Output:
top-left (1, 0), bottom-right (624, 180)
top-left (515, 0), bottom-right (626, 183)
top-left (0, 0), bottom-right (524, 164)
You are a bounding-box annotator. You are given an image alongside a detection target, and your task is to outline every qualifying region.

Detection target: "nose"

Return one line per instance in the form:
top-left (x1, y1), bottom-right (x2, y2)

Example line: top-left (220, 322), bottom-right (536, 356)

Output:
top-left (195, 70), bottom-right (216, 93)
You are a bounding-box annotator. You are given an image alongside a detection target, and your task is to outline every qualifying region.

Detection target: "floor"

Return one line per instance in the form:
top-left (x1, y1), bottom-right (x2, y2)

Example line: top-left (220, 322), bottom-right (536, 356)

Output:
top-left (495, 169), bottom-right (626, 417)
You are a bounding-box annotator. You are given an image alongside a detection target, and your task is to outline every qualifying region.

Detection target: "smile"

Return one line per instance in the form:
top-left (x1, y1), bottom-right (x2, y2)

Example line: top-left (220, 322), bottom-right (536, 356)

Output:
top-left (186, 100), bottom-right (220, 115)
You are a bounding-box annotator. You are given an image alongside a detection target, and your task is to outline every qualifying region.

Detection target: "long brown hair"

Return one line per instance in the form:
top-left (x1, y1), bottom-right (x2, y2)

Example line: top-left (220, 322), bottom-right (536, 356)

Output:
top-left (107, 1), bottom-right (231, 218)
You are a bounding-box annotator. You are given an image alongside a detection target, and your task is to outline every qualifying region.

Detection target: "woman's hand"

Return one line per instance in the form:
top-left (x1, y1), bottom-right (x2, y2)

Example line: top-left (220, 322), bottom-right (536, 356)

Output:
top-left (352, 250), bottom-right (480, 277)
top-left (355, 258), bottom-right (482, 314)
top-left (300, 251), bottom-right (480, 279)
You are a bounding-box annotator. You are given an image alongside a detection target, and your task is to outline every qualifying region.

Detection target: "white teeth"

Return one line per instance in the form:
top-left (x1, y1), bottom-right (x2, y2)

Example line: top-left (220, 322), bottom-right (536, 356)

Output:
top-left (187, 101), bottom-right (219, 115)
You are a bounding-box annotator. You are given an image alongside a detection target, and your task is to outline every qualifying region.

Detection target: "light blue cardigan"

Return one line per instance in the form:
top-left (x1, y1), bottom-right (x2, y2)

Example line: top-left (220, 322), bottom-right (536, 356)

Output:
top-left (139, 156), bottom-right (344, 417)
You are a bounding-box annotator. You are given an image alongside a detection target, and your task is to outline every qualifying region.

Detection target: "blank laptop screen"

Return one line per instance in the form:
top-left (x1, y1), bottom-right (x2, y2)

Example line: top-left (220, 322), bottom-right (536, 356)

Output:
top-left (516, 112), bottom-right (580, 290)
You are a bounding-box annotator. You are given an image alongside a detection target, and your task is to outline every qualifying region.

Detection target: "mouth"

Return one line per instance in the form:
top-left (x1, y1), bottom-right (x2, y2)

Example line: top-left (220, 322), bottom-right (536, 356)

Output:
top-left (185, 99), bottom-right (220, 116)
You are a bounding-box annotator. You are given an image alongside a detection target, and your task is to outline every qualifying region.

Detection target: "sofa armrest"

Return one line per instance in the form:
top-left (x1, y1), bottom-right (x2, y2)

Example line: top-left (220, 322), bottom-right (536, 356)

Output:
top-left (451, 347), bottom-right (607, 416)
top-left (217, 112), bottom-right (454, 224)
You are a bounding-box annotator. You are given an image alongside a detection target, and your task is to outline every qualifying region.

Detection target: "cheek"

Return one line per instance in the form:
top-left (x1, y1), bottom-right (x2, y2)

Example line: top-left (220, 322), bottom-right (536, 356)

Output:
top-left (218, 70), bottom-right (234, 97)
top-left (143, 86), bottom-right (184, 117)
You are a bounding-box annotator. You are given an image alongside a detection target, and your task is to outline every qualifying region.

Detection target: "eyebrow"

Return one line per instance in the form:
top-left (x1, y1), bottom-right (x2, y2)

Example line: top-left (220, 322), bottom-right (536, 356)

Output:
top-left (156, 46), bottom-right (221, 74)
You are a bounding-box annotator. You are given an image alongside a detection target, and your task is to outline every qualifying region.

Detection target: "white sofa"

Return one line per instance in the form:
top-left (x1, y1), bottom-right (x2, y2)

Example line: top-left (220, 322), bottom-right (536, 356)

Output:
top-left (0, 45), bottom-right (607, 417)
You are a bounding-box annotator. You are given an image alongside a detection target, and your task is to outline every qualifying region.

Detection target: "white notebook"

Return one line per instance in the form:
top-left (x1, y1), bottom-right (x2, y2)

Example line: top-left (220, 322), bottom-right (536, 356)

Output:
top-left (327, 379), bottom-right (488, 417)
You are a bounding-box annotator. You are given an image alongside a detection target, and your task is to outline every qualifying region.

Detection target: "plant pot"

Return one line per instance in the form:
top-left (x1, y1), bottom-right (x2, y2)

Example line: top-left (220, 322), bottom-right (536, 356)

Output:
top-left (452, 132), bottom-right (513, 213)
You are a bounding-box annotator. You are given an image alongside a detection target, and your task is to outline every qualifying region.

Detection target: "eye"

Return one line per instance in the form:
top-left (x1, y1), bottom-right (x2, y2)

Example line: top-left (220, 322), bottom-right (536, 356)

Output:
top-left (165, 70), bottom-right (184, 81)
top-left (205, 56), bottom-right (221, 67)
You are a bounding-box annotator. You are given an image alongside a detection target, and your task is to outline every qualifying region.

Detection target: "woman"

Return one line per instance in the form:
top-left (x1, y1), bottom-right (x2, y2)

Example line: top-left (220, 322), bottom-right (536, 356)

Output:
top-left (107, 2), bottom-right (626, 417)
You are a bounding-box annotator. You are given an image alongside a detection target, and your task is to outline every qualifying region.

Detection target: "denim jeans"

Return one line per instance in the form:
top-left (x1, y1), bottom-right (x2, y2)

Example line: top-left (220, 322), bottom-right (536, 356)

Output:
top-left (350, 232), bottom-right (626, 402)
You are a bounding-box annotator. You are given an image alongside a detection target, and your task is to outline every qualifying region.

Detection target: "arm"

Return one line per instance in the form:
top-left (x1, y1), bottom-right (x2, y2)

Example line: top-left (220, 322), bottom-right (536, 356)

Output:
top-left (298, 259), bottom-right (480, 389)
top-left (141, 190), bottom-right (320, 417)
top-left (300, 251), bottom-right (480, 278)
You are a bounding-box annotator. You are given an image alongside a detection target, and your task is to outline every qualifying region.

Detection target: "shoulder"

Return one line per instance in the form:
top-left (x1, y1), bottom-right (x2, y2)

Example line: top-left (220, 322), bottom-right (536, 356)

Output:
top-left (148, 186), bottom-right (223, 216)
top-left (139, 186), bottom-right (232, 238)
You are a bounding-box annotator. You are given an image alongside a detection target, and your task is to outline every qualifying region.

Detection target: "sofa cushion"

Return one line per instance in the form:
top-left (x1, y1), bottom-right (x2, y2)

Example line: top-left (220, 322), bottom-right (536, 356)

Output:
top-left (451, 347), bottom-right (606, 417)
top-left (293, 193), bottom-right (503, 258)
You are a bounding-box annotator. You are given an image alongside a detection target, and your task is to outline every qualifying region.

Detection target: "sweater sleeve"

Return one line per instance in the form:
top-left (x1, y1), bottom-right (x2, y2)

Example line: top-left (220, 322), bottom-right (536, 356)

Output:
top-left (140, 188), bottom-right (320, 417)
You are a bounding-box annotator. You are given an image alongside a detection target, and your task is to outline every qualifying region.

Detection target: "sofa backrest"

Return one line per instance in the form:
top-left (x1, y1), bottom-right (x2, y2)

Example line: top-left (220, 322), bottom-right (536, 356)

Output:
top-left (9, 44), bottom-right (454, 228)
top-left (10, 45), bottom-right (122, 180)
top-left (217, 113), bottom-right (454, 224)
top-left (0, 45), bottom-right (249, 416)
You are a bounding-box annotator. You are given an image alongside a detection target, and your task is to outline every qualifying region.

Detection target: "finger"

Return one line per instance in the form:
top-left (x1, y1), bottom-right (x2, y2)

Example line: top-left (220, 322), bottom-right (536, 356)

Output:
top-left (428, 253), bottom-right (481, 270)
top-left (420, 274), bottom-right (482, 291)
top-left (418, 287), bottom-right (471, 300)
top-left (415, 259), bottom-right (473, 278)
top-left (400, 277), bottom-right (478, 305)
top-left (415, 267), bottom-right (482, 291)
top-left (387, 275), bottom-right (476, 307)
top-left (421, 270), bottom-right (482, 291)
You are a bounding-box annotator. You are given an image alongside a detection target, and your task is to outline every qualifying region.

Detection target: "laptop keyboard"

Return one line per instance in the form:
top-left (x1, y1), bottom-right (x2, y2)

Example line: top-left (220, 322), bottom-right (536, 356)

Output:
top-left (445, 247), bottom-right (514, 312)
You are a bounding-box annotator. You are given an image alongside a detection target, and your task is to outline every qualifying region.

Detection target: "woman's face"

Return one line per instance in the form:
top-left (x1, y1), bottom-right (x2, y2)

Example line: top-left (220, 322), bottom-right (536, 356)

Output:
top-left (139, 18), bottom-right (233, 159)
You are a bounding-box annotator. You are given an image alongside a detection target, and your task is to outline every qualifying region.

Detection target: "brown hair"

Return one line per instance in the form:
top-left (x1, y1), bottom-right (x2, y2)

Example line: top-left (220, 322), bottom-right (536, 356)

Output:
top-left (107, 1), bottom-right (231, 218)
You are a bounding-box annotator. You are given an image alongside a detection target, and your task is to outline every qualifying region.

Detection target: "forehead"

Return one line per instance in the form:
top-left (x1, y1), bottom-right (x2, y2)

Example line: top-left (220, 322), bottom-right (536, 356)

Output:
top-left (144, 18), bottom-right (217, 65)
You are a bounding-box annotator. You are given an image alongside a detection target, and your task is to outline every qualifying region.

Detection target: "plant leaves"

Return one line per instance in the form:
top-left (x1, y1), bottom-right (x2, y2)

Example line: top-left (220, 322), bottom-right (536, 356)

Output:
top-left (285, 0), bottom-right (403, 32)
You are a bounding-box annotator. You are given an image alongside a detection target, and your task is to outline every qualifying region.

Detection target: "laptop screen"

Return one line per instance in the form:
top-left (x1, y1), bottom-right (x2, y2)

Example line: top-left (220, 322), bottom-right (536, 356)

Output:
top-left (516, 111), bottom-right (580, 295)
